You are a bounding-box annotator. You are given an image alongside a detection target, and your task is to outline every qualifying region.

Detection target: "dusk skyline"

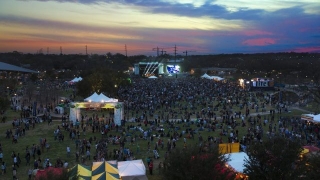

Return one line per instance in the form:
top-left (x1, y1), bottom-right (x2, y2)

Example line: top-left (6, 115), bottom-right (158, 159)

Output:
top-left (0, 0), bottom-right (319, 55)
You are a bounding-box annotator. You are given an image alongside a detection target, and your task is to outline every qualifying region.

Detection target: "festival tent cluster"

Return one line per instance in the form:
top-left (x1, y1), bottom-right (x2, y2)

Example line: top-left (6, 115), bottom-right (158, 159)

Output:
top-left (301, 114), bottom-right (320, 123)
top-left (201, 73), bottom-right (224, 81)
top-left (84, 92), bottom-right (118, 103)
top-left (66, 160), bottom-right (147, 180)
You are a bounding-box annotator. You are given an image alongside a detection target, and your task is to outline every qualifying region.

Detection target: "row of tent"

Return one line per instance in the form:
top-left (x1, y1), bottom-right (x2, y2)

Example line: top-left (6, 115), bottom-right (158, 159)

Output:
top-left (201, 73), bottom-right (225, 81)
top-left (35, 160), bottom-right (147, 180)
top-left (69, 160), bottom-right (147, 180)
top-left (84, 92), bottom-right (118, 103)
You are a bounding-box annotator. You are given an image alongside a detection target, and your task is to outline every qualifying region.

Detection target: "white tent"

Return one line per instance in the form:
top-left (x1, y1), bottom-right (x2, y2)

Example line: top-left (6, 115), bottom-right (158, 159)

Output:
top-left (148, 76), bottom-right (157, 79)
top-left (301, 114), bottom-right (320, 123)
top-left (201, 74), bottom-right (224, 81)
top-left (84, 93), bottom-right (118, 103)
top-left (84, 92), bottom-right (100, 102)
top-left (224, 152), bottom-right (248, 173)
top-left (55, 106), bottom-right (64, 114)
top-left (201, 73), bottom-right (211, 79)
top-left (70, 77), bottom-right (83, 83)
top-left (99, 93), bottom-right (118, 102)
top-left (118, 160), bottom-right (147, 180)
top-left (213, 76), bottom-right (224, 81)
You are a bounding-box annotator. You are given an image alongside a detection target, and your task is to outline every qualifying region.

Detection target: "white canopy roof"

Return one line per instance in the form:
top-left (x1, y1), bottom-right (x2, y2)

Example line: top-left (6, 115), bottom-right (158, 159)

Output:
top-left (70, 77), bottom-right (83, 83)
top-left (301, 114), bottom-right (320, 123)
top-left (99, 93), bottom-right (118, 102)
top-left (224, 152), bottom-right (248, 173)
top-left (118, 160), bottom-right (146, 177)
top-left (84, 92), bottom-right (118, 102)
top-left (201, 73), bottom-right (211, 78)
top-left (201, 74), bottom-right (224, 81)
top-left (84, 92), bottom-right (99, 102)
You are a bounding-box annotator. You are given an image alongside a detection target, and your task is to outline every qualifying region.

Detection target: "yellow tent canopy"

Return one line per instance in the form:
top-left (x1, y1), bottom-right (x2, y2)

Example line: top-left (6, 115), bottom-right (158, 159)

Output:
top-left (92, 161), bottom-right (119, 175)
top-left (92, 172), bottom-right (120, 180)
top-left (68, 164), bottom-right (92, 180)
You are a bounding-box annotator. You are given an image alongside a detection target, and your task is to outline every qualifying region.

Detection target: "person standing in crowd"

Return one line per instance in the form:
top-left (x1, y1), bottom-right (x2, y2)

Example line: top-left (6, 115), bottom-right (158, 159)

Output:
top-left (63, 161), bottom-right (68, 168)
top-left (1, 162), bottom-right (6, 175)
top-left (136, 144), bottom-right (140, 155)
top-left (0, 151), bottom-right (3, 163)
top-left (148, 160), bottom-right (153, 175)
top-left (25, 151), bottom-right (30, 166)
top-left (33, 160), bottom-right (38, 169)
top-left (13, 155), bottom-right (19, 168)
top-left (28, 168), bottom-right (33, 180)
top-left (86, 150), bottom-right (90, 160)
top-left (67, 146), bottom-right (70, 157)
top-left (146, 157), bottom-right (151, 166)
top-left (12, 165), bottom-right (17, 180)
top-left (158, 162), bottom-right (163, 175)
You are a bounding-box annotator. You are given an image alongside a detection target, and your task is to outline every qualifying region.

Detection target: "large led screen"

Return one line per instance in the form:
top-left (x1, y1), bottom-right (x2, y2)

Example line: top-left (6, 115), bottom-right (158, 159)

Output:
top-left (167, 65), bottom-right (180, 74)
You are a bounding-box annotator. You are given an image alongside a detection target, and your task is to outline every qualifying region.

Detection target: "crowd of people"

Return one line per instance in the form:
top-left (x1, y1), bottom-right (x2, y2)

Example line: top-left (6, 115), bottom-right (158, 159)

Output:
top-left (1, 77), bottom-right (320, 179)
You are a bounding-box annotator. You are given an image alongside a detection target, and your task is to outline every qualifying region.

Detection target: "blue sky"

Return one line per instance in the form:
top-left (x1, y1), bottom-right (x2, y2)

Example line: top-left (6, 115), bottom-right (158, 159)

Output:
top-left (0, 0), bottom-right (319, 55)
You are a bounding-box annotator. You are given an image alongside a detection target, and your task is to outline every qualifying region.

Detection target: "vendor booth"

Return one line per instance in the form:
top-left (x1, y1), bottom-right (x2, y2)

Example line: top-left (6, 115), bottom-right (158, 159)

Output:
top-left (70, 92), bottom-right (123, 126)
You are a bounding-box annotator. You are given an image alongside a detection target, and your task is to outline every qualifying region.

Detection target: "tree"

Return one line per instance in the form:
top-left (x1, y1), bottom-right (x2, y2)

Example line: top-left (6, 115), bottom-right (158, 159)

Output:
top-left (304, 154), bottom-right (320, 179)
top-left (76, 68), bottom-right (129, 98)
top-left (308, 86), bottom-right (320, 114)
top-left (24, 82), bottom-right (36, 103)
top-left (0, 96), bottom-right (10, 111)
top-left (161, 144), bottom-right (235, 180)
top-left (244, 136), bottom-right (306, 180)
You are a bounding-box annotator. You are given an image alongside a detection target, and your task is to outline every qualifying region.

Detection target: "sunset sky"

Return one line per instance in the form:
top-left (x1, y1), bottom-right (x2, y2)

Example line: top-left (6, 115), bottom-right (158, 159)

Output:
top-left (0, 0), bottom-right (319, 55)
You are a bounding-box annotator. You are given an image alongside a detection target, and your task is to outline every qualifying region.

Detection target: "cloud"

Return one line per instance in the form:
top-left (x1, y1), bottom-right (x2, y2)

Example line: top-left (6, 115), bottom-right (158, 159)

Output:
top-left (2, 0), bottom-right (319, 54)
top-left (242, 38), bottom-right (276, 46)
top-left (25, 0), bottom-right (320, 19)
top-left (291, 46), bottom-right (320, 53)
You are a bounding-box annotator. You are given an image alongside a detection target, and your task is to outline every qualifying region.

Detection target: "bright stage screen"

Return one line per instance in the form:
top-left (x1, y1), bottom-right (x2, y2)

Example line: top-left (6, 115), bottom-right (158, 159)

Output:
top-left (167, 65), bottom-right (180, 74)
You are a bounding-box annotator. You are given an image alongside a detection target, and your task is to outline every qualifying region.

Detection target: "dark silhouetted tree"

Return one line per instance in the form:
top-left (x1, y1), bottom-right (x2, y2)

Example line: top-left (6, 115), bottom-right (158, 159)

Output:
top-left (161, 144), bottom-right (235, 180)
top-left (244, 136), bottom-right (306, 180)
top-left (304, 154), bottom-right (320, 179)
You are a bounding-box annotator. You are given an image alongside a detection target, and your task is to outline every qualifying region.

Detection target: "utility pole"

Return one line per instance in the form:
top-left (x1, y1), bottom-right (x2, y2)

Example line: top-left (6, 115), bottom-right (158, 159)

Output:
top-left (85, 45), bottom-right (88, 55)
top-left (174, 44), bottom-right (177, 78)
top-left (152, 47), bottom-right (160, 56)
top-left (125, 44), bottom-right (127, 57)
top-left (183, 50), bottom-right (196, 57)
top-left (160, 49), bottom-right (166, 55)
top-left (60, 46), bottom-right (62, 55)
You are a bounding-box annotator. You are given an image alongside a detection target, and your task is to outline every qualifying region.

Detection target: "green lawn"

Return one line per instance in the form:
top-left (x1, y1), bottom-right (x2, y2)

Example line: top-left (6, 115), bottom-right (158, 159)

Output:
top-left (0, 103), bottom-right (305, 180)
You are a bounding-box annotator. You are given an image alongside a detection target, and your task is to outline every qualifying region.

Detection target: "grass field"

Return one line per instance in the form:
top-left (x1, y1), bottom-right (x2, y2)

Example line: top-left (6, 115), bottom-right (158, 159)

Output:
top-left (0, 101), bottom-right (307, 180)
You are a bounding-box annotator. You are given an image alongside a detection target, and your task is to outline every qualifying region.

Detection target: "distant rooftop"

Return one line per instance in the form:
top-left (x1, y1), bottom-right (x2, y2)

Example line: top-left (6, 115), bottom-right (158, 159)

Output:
top-left (0, 62), bottom-right (38, 73)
